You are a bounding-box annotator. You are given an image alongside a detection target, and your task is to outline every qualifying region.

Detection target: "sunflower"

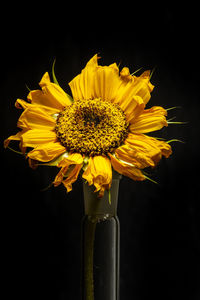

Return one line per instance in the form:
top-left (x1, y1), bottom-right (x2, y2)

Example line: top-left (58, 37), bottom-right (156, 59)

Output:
top-left (4, 54), bottom-right (172, 197)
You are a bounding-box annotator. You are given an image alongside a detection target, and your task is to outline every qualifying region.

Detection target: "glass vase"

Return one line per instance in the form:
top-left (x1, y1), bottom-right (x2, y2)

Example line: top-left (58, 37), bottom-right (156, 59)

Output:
top-left (81, 171), bottom-right (121, 300)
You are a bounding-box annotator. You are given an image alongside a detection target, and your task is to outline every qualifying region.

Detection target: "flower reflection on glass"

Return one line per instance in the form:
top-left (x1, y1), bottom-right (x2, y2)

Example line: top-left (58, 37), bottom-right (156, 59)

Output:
top-left (4, 54), bottom-right (173, 197)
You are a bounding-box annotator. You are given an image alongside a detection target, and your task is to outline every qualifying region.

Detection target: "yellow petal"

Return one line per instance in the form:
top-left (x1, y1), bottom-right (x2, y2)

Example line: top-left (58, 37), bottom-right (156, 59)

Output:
top-left (17, 106), bottom-right (56, 131)
top-left (119, 95), bottom-right (145, 123)
top-left (132, 71), bottom-right (154, 105)
top-left (68, 55), bottom-right (154, 115)
top-left (27, 141), bottom-right (66, 162)
top-left (139, 70), bottom-right (155, 92)
top-left (82, 155), bottom-right (112, 197)
top-left (27, 72), bottom-right (71, 112)
top-left (125, 133), bottom-right (172, 164)
top-left (69, 54), bottom-right (120, 103)
top-left (117, 67), bottom-right (154, 106)
top-left (20, 129), bottom-right (57, 148)
top-left (68, 55), bottom-right (98, 100)
top-left (28, 158), bottom-right (38, 169)
top-left (15, 98), bottom-right (59, 116)
top-left (115, 144), bottom-right (155, 169)
top-left (119, 67), bottom-right (133, 81)
top-left (53, 164), bottom-right (69, 187)
top-left (116, 133), bottom-right (172, 168)
top-left (53, 153), bottom-right (83, 191)
top-left (92, 63), bottom-right (120, 102)
top-left (15, 99), bottom-right (32, 110)
top-left (4, 131), bottom-right (24, 148)
top-left (62, 164), bottom-right (83, 192)
top-left (58, 152), bottom-right (83, 167)
top-left (108, 153), bottom-right (145, 181)
top-left (146, 136), bottom-right (172, 158)
top-left (129, 106), bottom-right (168, 133)
top-left (27, 90), bottom-right (61, 114)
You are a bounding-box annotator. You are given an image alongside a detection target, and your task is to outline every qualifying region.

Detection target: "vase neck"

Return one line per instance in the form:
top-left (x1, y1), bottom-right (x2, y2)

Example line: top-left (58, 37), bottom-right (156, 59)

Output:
top-left (83, 170), bottom-right (121, 217)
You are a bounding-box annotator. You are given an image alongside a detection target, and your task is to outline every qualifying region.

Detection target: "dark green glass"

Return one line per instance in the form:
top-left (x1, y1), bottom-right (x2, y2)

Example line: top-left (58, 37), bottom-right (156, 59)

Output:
top-left (82, 171), bottom-right (121, 300)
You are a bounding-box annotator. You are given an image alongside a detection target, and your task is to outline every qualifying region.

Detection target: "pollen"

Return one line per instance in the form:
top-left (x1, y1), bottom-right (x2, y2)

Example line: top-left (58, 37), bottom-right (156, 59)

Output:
top-left (55, 98), bottom-right (129, 156)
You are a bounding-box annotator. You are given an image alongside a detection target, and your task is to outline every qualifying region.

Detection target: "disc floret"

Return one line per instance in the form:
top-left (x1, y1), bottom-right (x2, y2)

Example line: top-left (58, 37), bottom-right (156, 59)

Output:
top-left (55, 98), bottom-right (129, 156)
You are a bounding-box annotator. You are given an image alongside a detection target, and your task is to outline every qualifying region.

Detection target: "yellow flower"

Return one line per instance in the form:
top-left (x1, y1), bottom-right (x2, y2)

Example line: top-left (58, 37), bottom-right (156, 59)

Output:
top-left (4, 55), bottom-right (172, 196)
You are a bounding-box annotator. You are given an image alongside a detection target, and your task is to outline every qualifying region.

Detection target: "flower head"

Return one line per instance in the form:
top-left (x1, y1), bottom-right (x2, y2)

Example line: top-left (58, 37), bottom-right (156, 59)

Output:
top-left (4, 55), bottom-right (172, 196)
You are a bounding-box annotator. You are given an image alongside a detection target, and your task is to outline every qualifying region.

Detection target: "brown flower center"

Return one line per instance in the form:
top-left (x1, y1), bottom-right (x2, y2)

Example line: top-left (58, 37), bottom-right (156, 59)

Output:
top-left (55, 98), bottom-right (128, 156)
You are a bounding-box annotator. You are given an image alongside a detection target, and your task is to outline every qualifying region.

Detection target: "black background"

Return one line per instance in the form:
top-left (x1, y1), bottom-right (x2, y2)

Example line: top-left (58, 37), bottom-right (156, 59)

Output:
top-left (1, 3), bottom-right (200, 300)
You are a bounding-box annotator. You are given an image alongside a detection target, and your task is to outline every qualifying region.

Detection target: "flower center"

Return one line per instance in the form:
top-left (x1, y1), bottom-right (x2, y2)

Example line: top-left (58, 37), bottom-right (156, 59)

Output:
top-left (55, 98), bottom-right (129, 156)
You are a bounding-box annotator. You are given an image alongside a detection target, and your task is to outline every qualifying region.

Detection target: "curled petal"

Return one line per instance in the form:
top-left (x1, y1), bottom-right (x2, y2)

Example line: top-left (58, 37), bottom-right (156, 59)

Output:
top-left (58, 153), bottom-right (84, 167)
top-left (62, 164), bottom-right (83, 192)
top-left (27, 72), bottom-right (72, 112)
top-left (4, 131), bottom-right (24, 149)
top-left (120, 67), bottom-right (133, 81)
top-left (130, 106), bottom-right (168, 133)
top-left (4, 129), bottom-right (58, 155)
top-left (118, 68), bottom-right (154, 105)
top-left (115, 144), bottom-right (155, 169)
top-left (53, 153), bottom-right (83, 191)
top-left (151, 138), bottom-right (172, 158)
top-left (127, 133), bottom-right (172, 161)
top-left (120, 95), bottom-right (145, 123)
top-left (27, 141), bottom-right (66, 162)
top-left (15, 98), bottom-right (59, 117)
top-left (17, 106), bottom-right (56, 131)
top-left (122, 133), bottom-right (172, 167)
top-left (82, 155), bottom-right (112, 197)
top-left (15, 99), bottom-right (32, 110)
top-left (68, 55), bottom-right (154, 115)
top-left (53, 164), bottom-right (69, 187)
top-left (109, 153), bottom-right (145, 181)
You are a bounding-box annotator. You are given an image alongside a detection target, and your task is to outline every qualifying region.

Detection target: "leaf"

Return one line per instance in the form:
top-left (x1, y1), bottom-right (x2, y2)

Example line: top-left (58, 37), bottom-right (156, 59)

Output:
top-left (41, 182), bottom-right (53, 192)
top-left (52, 58), bottom-right (60, 86)
top-left (149, 66), bottom-right (156, 80)
top-left (166, 139), bottom-right (185, 144)
top-left (166, 106), bottom-right (182, 111)
top-left (25, 84), bottom-right (31, 92)
top-left (130, 67), bottom-right (143, 76)
top-left (51, 58), bottom-right (74, 103)
top-left (143, 172), bottom-right (158, 185)
top-left (7, 146), bottom-right (25, 155)
top-left (108, 189), bottom-right (111, 205)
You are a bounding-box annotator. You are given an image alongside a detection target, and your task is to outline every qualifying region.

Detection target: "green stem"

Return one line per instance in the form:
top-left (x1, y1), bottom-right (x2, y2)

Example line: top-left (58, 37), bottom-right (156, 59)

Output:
top-left (84, 217), bottom-right (97, 300)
